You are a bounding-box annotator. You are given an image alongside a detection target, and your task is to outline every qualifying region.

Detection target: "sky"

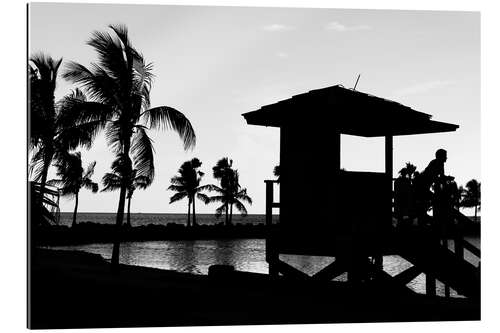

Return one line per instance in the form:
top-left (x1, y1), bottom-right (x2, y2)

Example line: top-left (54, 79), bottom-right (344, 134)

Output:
top-left (28, 3), bottom-right (480, 215)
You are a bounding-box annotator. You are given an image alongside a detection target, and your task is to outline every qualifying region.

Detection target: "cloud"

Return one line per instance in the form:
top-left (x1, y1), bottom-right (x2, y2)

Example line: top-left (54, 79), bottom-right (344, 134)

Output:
top-left (262, 24), bottom-right (294, 32)
top-left (392, 80), bottom-right (456, 97)
top-left (325, 21), bottom-right (371, 32)
top-left (276, 52), bottom-right (289, 58)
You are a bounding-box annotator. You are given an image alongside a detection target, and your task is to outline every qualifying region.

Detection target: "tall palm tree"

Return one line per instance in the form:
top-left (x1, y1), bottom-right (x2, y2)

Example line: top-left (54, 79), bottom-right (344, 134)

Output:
top-left (48, 152), bottom-right (99, 227)
top-left (168, 158), bottom-right (210, 227)
top-left (62, 24), bottom-right (196, 266)
top-left (207, 167), bottom-right (252, 226)
top-left (460, 179), bottom-right (481, 222)
top-left (101, 155), bottom-right (152, 227)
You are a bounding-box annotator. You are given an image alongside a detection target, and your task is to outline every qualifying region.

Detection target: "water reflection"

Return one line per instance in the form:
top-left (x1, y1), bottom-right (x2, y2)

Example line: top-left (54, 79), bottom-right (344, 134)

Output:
top-left (49, 237), bottom-right (479, 297)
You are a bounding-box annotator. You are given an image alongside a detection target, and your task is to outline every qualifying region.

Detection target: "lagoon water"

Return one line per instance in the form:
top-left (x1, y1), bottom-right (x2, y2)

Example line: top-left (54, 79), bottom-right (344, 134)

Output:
top-left (48, 236), bottom-right (480, 298)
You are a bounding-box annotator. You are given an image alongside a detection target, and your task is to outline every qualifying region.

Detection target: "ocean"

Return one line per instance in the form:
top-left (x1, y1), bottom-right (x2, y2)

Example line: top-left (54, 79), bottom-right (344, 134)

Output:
top-left (59, 212), bottom-right (277, 227)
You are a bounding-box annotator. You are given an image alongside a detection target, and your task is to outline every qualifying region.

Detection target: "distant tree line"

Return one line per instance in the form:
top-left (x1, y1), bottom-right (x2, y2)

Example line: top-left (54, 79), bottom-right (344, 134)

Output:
top-left (168, 157), bottom-right (252, 227)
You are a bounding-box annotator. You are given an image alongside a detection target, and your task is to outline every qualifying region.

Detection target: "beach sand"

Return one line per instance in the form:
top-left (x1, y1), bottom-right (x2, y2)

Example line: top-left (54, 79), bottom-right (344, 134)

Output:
top-left (29, 249), bottom-right (480, 329)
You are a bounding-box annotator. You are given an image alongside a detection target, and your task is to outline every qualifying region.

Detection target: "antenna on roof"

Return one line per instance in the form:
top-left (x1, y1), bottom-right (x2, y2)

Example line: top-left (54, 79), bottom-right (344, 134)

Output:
top-left (353, 74), bottom-right (361, 90)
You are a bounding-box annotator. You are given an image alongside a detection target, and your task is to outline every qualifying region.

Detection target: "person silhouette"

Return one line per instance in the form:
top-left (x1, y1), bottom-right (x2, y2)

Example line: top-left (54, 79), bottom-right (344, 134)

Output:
top-left (414, 149), bottom-right (450, 227)
top-left (422, 148), bottom-right (448, 186)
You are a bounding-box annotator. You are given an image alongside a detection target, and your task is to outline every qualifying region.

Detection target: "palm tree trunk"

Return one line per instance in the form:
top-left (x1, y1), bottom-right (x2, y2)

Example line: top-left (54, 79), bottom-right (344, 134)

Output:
top-left (112, 184), bottom-right (127, 267)
top-left (111, 143), bottom-right (131, 268)
top-left (225, 203), bottom-right (229, 226)
top-left (38, 148), bottom-right (53, 200)
top-left (187, 199), bottom-right (191, 227)
top-left (229, 203), bottom-right (233, 225)
top-left (192, 195), bottom-right (197, 226)
top-left (126, 195), bottom-right (132, 227)
top-left (72, 191), bottom-right (79, 228)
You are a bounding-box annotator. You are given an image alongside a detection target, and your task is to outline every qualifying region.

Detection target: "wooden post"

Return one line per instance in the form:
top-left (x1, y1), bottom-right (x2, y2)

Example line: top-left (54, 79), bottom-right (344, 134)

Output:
top-left (426, 273), bottom-right (436, 296)
top-left (385, 135), bottom-right (393, 223)
top-left (265, 180), bottom-right (278, 277)
top-left (445, 284), bottom-right (450, 298)
top-left (455, 237), bottom-right (464, 260)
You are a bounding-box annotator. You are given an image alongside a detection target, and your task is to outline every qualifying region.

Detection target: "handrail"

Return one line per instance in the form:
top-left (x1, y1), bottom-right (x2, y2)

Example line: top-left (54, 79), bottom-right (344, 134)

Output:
top-left (462, 239), bottom-right (480, 258)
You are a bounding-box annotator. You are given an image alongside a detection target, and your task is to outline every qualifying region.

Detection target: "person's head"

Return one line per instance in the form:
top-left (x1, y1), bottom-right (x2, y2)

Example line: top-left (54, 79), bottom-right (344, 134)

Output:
top-left (435, 149), bottom-right (447, 162)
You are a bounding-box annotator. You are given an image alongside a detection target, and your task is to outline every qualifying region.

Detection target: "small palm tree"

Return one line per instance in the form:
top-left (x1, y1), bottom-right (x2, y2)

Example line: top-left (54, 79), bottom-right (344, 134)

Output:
top-left (211, 157), bottom-right (235, 223)
top-left (168, 158), bottom-right (210, 227)
top-left (460, 179), bottom-right (481, 222)
top-left (48, 152), bottom-right (98, 227)
top-left (101, 155), bottom-right (152, 227)
top-left (398, 162), bottom-right (417, 180)
top-left (273, 165), bottom-right (280, 182)
top-left (207, 165), bottom-right (252, 226)
top-left (62, 24), bottom-right (196, 266)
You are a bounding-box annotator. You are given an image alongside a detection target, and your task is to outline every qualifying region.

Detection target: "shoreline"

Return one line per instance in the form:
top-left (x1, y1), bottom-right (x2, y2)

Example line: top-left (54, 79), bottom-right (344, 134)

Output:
top-left (29, 248), bottom-right (480, 328)
top-left (34, 221), bottom-right (268, 245)
top-left (35, 220), bottom-right (480, 246)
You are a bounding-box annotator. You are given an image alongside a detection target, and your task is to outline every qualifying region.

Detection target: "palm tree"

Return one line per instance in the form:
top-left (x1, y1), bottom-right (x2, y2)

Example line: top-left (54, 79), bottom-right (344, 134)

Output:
top-left (207, 164), bottom-right (252, 226)
top-left (29, 56), bottom-right (92, 196)
top-left (62, 24), bottom-right (196, 266)
top-left (273, 165), bottom-right (280, 182)
top-left (212, 157), bottom-right (235, 224)
top-left (460, 179), bottom-right (481, 222)
top-left (101, 155), bottom-right (152, 227)
top-left (168, 158), bottom-right (210, 227)
top-left (29, 54), bottom-right (63, 195)
top-left (48, 152), bottom-right (99, 227)
top-left (398, 162), bottom-right (417, 180)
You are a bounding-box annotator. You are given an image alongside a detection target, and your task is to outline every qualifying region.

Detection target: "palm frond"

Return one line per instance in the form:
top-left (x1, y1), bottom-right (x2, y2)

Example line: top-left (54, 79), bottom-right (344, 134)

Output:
top-left (87, 28), bottom-right (129, 85)
top-left (131, 127), bottom-right (155, 180)
top-left (101, 172), bottom-right (122, 192)
top-left (215, 204), bottom-right (227, 218)
top-left (83, 161), bottom-right (97, 179)
top-left (201, 184), bottom-right (223, 193)
top-left (29, 53), bottom-right (63, 90)
top-left (57, 97), bottom-right (112, 130)
top-left (83, 179), bottom-right (99, 193)
top-left (142, 106), bottom-right (196, 150)
top-left (46, 179), bottom-right (64, 188)
top-left (235, 188), bottom-right (253, 205)
top-left (233, 200), bottom-right (248, 217)
top-left (196, 193), bottom-right (210, 204)
top-left (134, 175), bottom-right (152, 189)
top-left (63, 61), bottom-right (118, 105)
top-left (105, 120), bottom-right (124, 154)
top-left (169, 176), bottom-right (185, 187)
top-left (57, 119), bottom-right (108, 150)
top-left (167, 184), bottom-right (185, 192)
top-left (207, 195), bottom-right (225, 203)
top-left (29, 146), bottom-right (46, 181)
top-left (169, 191), bottom-right (188, 204)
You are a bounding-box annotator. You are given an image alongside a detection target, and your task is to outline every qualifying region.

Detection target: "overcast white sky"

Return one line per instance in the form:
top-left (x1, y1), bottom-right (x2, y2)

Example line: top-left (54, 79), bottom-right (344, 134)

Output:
top-left (29, 3), bottom-right (480, 214)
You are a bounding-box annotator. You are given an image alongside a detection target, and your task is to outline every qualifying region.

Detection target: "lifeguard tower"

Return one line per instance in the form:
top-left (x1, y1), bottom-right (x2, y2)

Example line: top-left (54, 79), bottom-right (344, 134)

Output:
top-left (242, 85), bottom-right (480, 298)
